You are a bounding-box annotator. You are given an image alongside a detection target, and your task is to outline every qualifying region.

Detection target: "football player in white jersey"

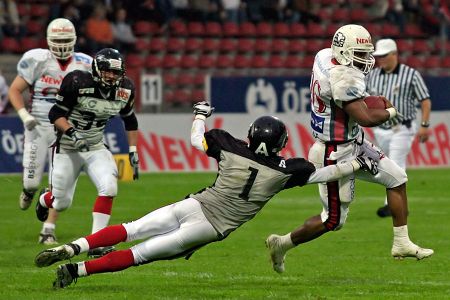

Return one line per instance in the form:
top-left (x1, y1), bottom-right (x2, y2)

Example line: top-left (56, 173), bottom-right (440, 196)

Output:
top-left (35, 48), bottom-right (139, 258)
top-left (8, 18), bottom-right (92, 245)
top-left (265, 24), bottom-right (433, 273)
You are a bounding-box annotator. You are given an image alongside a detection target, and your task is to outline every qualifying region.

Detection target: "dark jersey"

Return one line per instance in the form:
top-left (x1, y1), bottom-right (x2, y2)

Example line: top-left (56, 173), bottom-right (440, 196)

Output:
top-left (53, 70), bottom-right (135, 152)
top-left (191, 129), bottom-right (316, 238)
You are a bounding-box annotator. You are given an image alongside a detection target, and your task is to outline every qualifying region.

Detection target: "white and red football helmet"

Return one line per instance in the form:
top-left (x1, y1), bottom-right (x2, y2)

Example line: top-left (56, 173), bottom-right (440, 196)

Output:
top-left (331, 24), bottom-right (375, 74)
top-left (46, 18), bottom-right (77, 60)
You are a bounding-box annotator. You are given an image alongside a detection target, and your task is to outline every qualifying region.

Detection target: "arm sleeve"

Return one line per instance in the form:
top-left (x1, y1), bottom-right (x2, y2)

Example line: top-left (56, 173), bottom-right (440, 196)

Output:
top-left (191, 119), bottom-right (207, 152)
top-left (121, 112), bottom-right (138, 131)
top-left (306, 161), bottom-right (356, 184)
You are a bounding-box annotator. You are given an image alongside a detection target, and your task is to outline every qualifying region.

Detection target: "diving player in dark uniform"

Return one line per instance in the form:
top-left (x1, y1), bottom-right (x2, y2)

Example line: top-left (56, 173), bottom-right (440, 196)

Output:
top-left (35, 101), bottom-right (377, 289)
top-left (35, 48), bottom-right (140, 258)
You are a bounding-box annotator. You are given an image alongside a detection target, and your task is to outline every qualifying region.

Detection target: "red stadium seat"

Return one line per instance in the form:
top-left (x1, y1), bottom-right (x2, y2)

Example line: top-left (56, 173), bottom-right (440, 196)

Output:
top-left (216, 54), bottom-right (233, 68)
top-left (185, 38), bottom-right (201, 53)
top-left (271, 39), bottom-right (288, 53)
top-left (290, 23), bottom-right (306, 37)
top-left (169, 20), bottom-right (188, 36)
top-left (20, 37), bottom-right (40, 52)
top-left (423, 55), bottom-right (441, 69)
top-left (218, 38), bottom-right (236, 53)
top-left (166, 38), bottom-right (185, 53)
top-left (1, 37), bottom-right (20, 53)
top-left (191, 89), bottom-right (205, 102)
top-left (382, 23), bottom-right (400, 38)
top-left (237, 39), bottom-right (254, 53)
top-left (125, 54), bottom-right (144, 68)
top-left (163, 73), bottom-right (177, 86)
top-left (305, 23), bottom-right (325, 38)
top-left (302, 55), bottom-right (316, 69)
top-left (223, 22), bottom-right (239, 37)
top-left (273, 22), bottom-right (290, 37)
top-left (269, 55), bottom-right (284, 68)
top-left (162, 55), bottom-right (181, 68)
top-left (194, 73), bottom-right (206, 86)
top-left (145, 55), bottom-right (162, 69)
top-left (305, 39), bottom-right (324, 54)
top-left (412, 40), bottom-right (430, 54)
top-left (405, 56), bottom-right (424, 69)
top-left (396, 39), bottom-right (413, 54)
top-left (202, 38), bottom-right (221, 53)
top-left (26, 20), bottom-right (44, 35)
top-left (325, 23), bottom-right (340, 39)
top-left (188, 22), bottom-right (205, 36)
top-left (404, 24), bottom-right (425, 38)
top-left (148, 37), bottom-right (165, 53)
top-left (134, 38), bottom-right (149, 51)
top-left (180, 55), bottom-right (198, 68)
top-left (442, 57), bottom-right (450, 68)
top-left (204, 22), bottom-right (222, 36)
top-left (254, 39), bottom-right (271, 53)
top-left (177, 73), bottom-right (195, 86)
top-left (17, 4), bottom-right (29, 16)
top-left (284, 55), bottom-right (303, 69)
top-left (256, 22), bottom-right (273, 37)
top-left (365, 23), bottom-right (382, 38)
top-left (288, 40), bottom-right (305, 53)
top-left (239, 22), bottom-right (256, 37)
top-left (29, 4), bottom-right (48, 18)
top-left (134, 21), bottom-right (159, 36)
top-left (349, 8), bottom-right (369, 23)
top-left (233, 55), bottom-right (251, 68)
top-left (251, 55), bottom-right (268, 68)
top-left (331, 8), bottom-right (349, 23)
top-left (198, 55), bottom-right (215, 69)
top-left (173, 89), bottom-right (190, 103)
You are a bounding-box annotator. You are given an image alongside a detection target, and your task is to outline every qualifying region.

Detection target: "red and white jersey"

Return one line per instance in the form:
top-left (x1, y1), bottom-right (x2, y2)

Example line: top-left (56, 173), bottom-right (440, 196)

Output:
top-left (17, 48), bottom-right (92, 124)
top-left (310, 48), bottom-right (368, 143)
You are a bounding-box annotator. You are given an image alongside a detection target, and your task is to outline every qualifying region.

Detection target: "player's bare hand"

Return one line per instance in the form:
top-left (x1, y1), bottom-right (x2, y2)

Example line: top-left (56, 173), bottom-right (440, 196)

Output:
top-left (417, 127), bottom-right (429, 143)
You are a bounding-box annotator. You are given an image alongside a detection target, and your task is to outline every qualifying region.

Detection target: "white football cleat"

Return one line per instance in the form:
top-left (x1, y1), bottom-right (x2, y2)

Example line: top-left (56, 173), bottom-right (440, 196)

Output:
top-left (391, 242), bottom-right (434, 260)
top-left (265, 234), bottom-right (286, 273)
top-left (19, 190), bottom-right (35, 210)
top-left (35, 244), bottom-right (77, 267)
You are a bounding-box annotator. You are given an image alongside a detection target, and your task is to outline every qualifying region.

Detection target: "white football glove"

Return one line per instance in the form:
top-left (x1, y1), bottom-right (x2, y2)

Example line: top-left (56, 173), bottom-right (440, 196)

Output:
top-left (193, 101), bottom-right (214, 119)
top-left (66, 127), bottom-right (89, 152)
top-left (18, 108), bottom-right (39, 130)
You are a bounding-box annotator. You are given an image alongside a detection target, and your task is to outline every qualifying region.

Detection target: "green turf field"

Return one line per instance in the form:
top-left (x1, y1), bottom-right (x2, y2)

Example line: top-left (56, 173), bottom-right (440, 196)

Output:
top-left (1, 170), bottom-right (449, 299)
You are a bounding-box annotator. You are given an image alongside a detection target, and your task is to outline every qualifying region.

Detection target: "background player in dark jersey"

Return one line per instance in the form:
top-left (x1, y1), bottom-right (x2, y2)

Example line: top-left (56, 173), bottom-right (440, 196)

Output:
top-left (35, 48), bottom-right (139, 258)
top-left (35, 101), bottom-right (378, 289)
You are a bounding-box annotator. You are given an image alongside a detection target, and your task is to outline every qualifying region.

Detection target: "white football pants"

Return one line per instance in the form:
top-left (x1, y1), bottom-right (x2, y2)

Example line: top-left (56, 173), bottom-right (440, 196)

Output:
top-left (123, 198), bottom-right (219, 265)
top-left (50, 148), bottom-right (118, 211)
top-left (308, 136), bottom-right (408, 230)
top-left (22, 124), bottom-right (55, 192)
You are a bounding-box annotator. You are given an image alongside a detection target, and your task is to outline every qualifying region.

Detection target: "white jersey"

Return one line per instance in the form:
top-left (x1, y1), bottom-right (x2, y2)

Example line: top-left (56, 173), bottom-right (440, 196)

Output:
top-left (310, 48), bottom-right (368, 142)
top-left (17, 48), bottom-right (92, 124)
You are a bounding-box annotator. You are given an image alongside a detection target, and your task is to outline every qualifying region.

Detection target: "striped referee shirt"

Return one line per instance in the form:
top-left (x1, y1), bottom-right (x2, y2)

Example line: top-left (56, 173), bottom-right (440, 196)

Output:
top-left (366, 63), bottom-right (430, 129)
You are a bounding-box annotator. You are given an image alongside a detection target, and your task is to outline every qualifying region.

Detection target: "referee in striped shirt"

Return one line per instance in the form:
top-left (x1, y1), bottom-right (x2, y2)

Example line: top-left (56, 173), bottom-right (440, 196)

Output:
top-left (366, 38), bottom-right (432, 217)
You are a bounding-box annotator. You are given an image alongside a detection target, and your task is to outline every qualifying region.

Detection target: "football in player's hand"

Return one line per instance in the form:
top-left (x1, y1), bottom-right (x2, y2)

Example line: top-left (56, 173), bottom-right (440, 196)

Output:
top-left (363, 96), bottom-right (388, 109)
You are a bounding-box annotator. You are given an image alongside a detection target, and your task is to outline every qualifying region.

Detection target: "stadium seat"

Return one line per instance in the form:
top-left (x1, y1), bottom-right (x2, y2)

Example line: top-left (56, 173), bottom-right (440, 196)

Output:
top-left (163, 73), bottom-right (177, 86)
top-left (20, 37), bottom-right (40, 52)
top-left (218, 38), bottom-right (236, 53)
top-left (305, 23), bottom-right (325, 38)
top-left (216, 54), bottom-right (233, 68)
top-left (288, 40), bottom-right (305, 53)
top-left (273, 22), bottom-right (290, 37)
top-left (423, 55), bottom-right (441, 69)
top-left (237, 39), bottom-right (254, 53)
top-left (349, 8), bottom-right (369, 23)
top-left (256, 22), bottom-right (273, 37)
top-left (223, 22), bottom-right (239, 37)
top-left (134, 38), bottom-right (149, 51)
top-left (284, 55), bottom-right (303, 69)
top-left (382, 23), bottom-right (400, 38)
top-left (162, 55), bottom-right (180, 68)
top-left (204, 22), bottom-right (222, 36)
top-left (125, 54), bottom-right (144, 68)
top-left (134, 21), bottom-right (159, 36)
top-left (239, 22), bottom-right (256, 37)
top-left (191, 89), bottom-right (205, 102)
top-left (26, 20), bottom-right (44, 35)
top-left (180, 55), bottom-right (198, 68)
top-left (185, 38), bottom-right (201, 53)
top-left (251, 55), bottom-right (268, 68)
top-left (194, 73), bottom-right (206, 86)
top-left (203, 38), bottom-right (221, 53)
top-left (198, 55), bottom-right (215, 69)
top-left (331, 8), bottom-right (349, 23)
top-left (233, 55), bottom-right (251, 68)
top-left (17, 3), bottom-right (28, 16)
top-left (305, 39), bottom-right (324, 54)
top-left (1, 37), bottom-right (20, 53)
top-left (172, 89), bottom-right (190, 103)
top-left (442, 57), bottom-right (450, 68)
top-left (412, 40), bottom-right (430, 54)
top-left (302, 55), bottom-right (315, 68)
top-left (325, 23), bottom-right (340, 38)
top-left (404, 24), bottom-right (425, 38)
top-left (188, 22), bottom-right (205, 36)
top-left (254, 39), bottom-right (271, 53)
top-left (396, 39), bottom-right (413, 54)
top-left (177, 73), bottom-right (195, 86)
top-left (166, 38), bottom-right (185, 53)
top-left (148, 37), bottom-right (165, 53)
top-left (145, 55), bottom-right (163, 69)
top-left (269, 55), bottom-right (284, 68)
top-left (271, 39), bottom-right (288, 54)
top-left (169, 20), bottom-right (188, 36)
top-left (405, 56), bottom-right (424, 69)
top-left (290, 23), bottom-right (306, 37)
top-left (29, 4), bottom-right (48, 18)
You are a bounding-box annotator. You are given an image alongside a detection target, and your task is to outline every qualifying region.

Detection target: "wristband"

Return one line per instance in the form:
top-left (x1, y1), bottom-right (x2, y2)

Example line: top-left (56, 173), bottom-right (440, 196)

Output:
top-left (129, 145), bottom-right (137, 152)
top-left (194, 114), bottom-right (206, 120)
top-left (17, 108), bottom-right (31, 122)
top-left (65, 127), bottom-right (76, 137)
top-left (386, 107), bottom-right (397, 119)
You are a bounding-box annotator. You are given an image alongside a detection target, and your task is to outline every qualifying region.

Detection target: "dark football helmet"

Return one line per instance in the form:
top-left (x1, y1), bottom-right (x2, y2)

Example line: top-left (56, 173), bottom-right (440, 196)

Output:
top-left (92, 48), bottom-right (125, 89)
top-left (248, 116), bottom-right (288, 156)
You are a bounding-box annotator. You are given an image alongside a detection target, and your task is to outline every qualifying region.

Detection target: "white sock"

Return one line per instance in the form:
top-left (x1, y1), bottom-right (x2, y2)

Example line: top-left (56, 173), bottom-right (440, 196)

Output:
top-left (280, 233), bottom-right (295, 251)
top-left (41, 222), bottom-right (55, 234)
top-left (393, 225), bottom-right (411, 245)
top-left (77, 262), bottom-right (88, 277)
top-left (92, 212), bottom-right (110, 234)
top-left (72, 237), bottom-right (90, 253)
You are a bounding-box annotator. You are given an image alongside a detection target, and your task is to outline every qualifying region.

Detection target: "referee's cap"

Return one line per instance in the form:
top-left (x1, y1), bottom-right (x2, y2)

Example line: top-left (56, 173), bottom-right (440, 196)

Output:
top-left (373, 39), bottom-right (397, 56)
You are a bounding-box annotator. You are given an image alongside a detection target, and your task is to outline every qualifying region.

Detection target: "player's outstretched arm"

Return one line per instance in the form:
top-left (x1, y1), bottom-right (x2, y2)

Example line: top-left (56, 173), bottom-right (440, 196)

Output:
top-left (191, 101), bottom-right (214, 152)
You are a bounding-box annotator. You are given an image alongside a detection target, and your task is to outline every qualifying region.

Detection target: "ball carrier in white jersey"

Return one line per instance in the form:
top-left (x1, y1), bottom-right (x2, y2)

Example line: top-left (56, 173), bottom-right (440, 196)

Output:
top-left (8, 18), bottom-right (92, 245)
top-left (35, 48), bottom-right (140, 258)
top-left (265, 24), bottom-right (433, 274)
top-left (34, 103), bottom-right (378, 289)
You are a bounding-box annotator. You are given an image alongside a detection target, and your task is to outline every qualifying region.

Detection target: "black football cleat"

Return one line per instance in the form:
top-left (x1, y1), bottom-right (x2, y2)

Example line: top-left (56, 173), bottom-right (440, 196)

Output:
top-left (87, 246), bottom-right (115, 258)
top-left (35, 189), bottom-right (50, 222)
top-left (53, 263), bottom-right (78, 289)
top-left (376, 204), bottom-right (392, 218)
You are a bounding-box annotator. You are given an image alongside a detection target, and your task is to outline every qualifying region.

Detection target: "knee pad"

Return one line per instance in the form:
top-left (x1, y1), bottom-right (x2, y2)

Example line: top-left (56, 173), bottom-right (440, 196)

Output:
top-left (101, 181), bottom-right (118, 197)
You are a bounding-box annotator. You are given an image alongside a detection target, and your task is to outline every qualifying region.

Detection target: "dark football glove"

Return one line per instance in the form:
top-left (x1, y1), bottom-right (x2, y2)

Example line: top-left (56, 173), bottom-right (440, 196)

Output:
top-left (66, 127), bottom-right (89, 152)
top-left (355, 154), bottom-right (378, 175)
top-left (193, 101), bottom-right (214, 118)
top-left (129, 151), bottom-right (139, 180)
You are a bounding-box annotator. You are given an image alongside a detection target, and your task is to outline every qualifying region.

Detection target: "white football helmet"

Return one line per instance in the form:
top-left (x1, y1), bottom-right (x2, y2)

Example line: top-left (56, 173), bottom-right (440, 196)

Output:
top-left (331, 24), bottom-right (375, 74)
top-left (46, 18), bottom-right (77, 60)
